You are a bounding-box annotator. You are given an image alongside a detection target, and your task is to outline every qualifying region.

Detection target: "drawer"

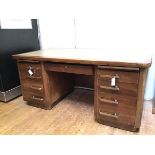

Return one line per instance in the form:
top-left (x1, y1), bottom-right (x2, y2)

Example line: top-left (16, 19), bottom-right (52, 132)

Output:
top-left (20, 77), bottom-right (43, 86)
top-left (96, 67), bottom-right (139, 97)
top-left (97, 68), bottom-right (139, 84)
top-left (96, 92), bottom-right (137, 127)
top-left (97, 92), bottom-right (137, 116)
top-left (22, 91), bottom-right (44, 104)
top-left (18, 62), bottom-right (42, 80)
top-left (22, 84), bottom-right (44, 96)
top-left (97, 110), bottom-right (135, 126)
top-left (45, 63), bottom-right (94, 75)
top-left (97, 80), bottom-right (138, 97)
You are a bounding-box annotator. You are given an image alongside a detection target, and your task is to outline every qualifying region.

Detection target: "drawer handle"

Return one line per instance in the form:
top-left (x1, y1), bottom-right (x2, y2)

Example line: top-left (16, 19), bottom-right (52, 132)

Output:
top-left (99, 85), bottom-right (119, 91)
top-left (30, 85), bottom-right (42, 91)
top-left (27, 75), bottom-right (41, 79)
top-left (100, 74), bottom-right (119, 79)
top-left (99, 98), bottom-right (118, 105)
top-left (31, 96), bottom-right (43, 101)
top-left (99, 111), bottom-right (118, 119)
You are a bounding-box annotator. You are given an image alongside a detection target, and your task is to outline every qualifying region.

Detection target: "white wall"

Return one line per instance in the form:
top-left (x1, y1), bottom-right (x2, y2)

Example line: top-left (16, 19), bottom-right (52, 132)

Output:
top-left (39, 19), bottom-right (75, 49)
top-left (39, 1), bottom-right (155, 100)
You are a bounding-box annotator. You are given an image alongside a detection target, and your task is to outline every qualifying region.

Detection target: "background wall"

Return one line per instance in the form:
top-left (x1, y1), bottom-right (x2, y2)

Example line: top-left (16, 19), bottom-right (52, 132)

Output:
top-left (39, 19), bottom-right (75, 49)
top-left (39, 1), bottom-right (155, 100)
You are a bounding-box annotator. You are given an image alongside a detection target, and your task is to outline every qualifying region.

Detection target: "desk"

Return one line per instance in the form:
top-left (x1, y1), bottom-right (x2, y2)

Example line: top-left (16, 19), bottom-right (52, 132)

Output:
top-left (13, 49), bottom-right (151, 131)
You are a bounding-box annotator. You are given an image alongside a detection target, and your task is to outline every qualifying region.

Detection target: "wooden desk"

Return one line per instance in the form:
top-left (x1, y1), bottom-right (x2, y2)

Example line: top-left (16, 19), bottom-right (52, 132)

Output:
top-left (13, 49), bottom-right (152, 132)
top-left (152, 86), bottom-right (155, 114)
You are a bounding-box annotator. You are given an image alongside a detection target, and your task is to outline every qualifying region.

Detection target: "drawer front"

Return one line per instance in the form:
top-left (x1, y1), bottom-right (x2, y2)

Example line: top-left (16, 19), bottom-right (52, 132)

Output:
top-left (97, 93), bottom-right (137, 126)
top-left (97, 110), bottom-right (135, 126)
top-left (22, 91), bottom-right (44, 104)
top-left (45, 63), bottom-right (94, 75)
top-left (97, 68), bottom-right (139, 84)
top-left (18, 62), bottom-right (42, 80)
top-left (98, 92), bottom-right (137, 117)
top-left (97, 93), bottom-right (136, 125)
top-left (22, 84), bottom-right (44, 96)
top-left (97, 67), bottom-right (139, 97)
top-left (98, 80), bottom-right (138, 97)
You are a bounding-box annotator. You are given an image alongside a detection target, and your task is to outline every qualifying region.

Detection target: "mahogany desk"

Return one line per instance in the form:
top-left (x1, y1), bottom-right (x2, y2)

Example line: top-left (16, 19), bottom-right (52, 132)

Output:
top-left (13, 49), bottom-right (152, 131)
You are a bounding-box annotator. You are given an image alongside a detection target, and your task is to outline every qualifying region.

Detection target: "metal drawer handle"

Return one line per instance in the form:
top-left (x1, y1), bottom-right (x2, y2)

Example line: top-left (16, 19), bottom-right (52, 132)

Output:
top-left (99, 111), bottom-right (118, 119)
top-left (32, 96), bottom-right (43, 101)
top-left (30, 85), bottom-right (42, 91)
top-left (27, 75), bottom-right (41, 79)
top-left (100, 74), bottom-right (119, 79)
top-left (99, 85), bottom-right (119, 91)
top-left (99, 98), bottom-right (118, 105)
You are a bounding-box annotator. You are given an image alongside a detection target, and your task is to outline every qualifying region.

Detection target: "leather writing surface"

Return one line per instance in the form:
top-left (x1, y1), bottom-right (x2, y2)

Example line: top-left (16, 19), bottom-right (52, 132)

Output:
top-left (13, 49), bottom-right (152, 68)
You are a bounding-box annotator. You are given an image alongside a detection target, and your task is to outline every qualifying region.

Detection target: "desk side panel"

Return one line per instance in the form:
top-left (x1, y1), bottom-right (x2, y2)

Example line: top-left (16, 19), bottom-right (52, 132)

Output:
top-left (134, 68), bottom-right (148, 129)
top-left (41, 63), bottom-right (74, 109)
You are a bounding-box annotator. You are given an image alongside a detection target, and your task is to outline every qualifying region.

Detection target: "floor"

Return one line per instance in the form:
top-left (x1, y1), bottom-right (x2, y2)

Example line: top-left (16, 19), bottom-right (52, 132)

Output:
top-left (0, 89), bottom-right (155, 135)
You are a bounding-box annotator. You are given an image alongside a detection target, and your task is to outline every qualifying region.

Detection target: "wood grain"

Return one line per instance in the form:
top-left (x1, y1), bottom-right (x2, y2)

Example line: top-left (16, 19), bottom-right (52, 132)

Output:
top-left (45, 62), bottom-right (94, 75)
top-left (48, 72), bottom-right (74, 105)
top-left (134, 69), bottom-right (148, 129)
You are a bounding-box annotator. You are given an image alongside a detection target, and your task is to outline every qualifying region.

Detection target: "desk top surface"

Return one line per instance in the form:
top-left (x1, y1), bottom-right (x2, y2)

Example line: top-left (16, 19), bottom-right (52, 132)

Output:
top-left (13, 49), bottom-right (152, 68)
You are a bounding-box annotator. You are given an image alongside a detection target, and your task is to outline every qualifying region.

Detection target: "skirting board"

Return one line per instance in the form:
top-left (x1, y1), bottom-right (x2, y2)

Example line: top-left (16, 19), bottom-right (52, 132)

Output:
top-left (0, 86), bottom-right (21, 102)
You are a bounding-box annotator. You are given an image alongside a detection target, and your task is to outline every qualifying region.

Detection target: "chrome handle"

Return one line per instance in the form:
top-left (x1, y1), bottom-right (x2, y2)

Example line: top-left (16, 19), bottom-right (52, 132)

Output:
top-left (30, 85), bottom-right (42, 91)
top-left (31, 96), bottom-right (43, 101)
top-left (100, 74), bottom-right (119, 79)
top-left (99, 85), bottom-right (119, 91)
top-left (99, 98), bottom-right (118, 105)
top-left (99, 111), bottom-right (118, 119)
top-left (27, 75), bottom-right (41, 79)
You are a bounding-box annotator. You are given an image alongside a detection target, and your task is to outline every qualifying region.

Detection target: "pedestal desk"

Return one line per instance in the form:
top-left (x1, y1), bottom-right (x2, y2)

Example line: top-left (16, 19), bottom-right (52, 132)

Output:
top-left (13, 49), bottom-right (151, 131)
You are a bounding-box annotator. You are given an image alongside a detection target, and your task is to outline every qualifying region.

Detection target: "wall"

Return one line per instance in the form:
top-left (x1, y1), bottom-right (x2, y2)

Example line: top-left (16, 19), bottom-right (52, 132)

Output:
top-left (39, 1), bottom-right (155, 100)
top-left (39, 19), bottom-right (75, 49)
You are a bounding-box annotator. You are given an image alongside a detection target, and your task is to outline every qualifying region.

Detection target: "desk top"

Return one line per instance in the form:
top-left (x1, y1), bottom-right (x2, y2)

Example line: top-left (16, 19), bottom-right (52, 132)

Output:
top-left (13, 49), bottom-right (152, 68)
